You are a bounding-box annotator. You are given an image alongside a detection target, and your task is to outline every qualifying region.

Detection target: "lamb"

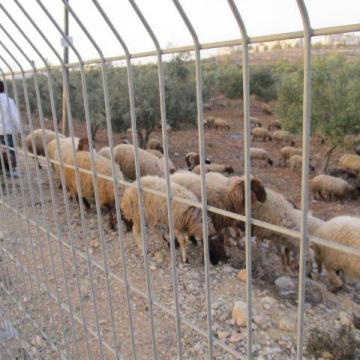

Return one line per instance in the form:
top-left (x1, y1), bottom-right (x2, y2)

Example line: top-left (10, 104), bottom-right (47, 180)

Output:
top-left (185, 152), bottom-right (211, 171)
top-left (113, 144), bottom-right (162, 181)
top-left (146, 138), bottom-right (163, 154)
top-left (120, 175), bottom-right (223, 263)
top-left (251, 127), bottom-right (272, 142)
top-left (310, 174), bottom-right (356, 201)
top-left (64, 150), bottom-right (124, 229)
top-left (268, 120), bottom-right (281, 131)
top-left (252, 188), bottom-right (324, 270)
top-left (280, 146), bottom-right (302, 166)
top-left (261, 103), bottom-right (272, 115)
top-left (338, 153), bottom-right (360, 176)
top-left (192, 163), bottom-right (234, 175)
top-left (213, 118), bottom-right (230, 130)
top-left (289, 154), bottom-right (315, 172)
top-left (312, 216), bottom-right (360, 290)
top-left (171, 171), bottom-right (267, 245)
top-left (250, 147), bottom-right (273, 167)
top-left (146, 149), bottom-right (163, 158)
top-left (273, 130), bottom-right (295, 146)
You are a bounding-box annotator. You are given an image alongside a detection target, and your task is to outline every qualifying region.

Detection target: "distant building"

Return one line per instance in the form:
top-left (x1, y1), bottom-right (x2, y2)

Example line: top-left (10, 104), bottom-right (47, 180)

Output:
top-left (324, 33), bottom-right (359, 46)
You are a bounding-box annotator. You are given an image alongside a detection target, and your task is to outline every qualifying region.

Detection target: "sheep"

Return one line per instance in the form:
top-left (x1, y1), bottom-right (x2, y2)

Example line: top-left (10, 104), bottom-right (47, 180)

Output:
top-left (273, 130), bottom-right (295, 146)
top-left (98, 146), bottom-right (111, 159)
top-left (250, 147), bottom-right (273, 167)
top-left (65, 151), bottom-right (124, 229)
top-left (158, 156), bottom-right (176, 174)
top-left (289, 154), bottom-right (315, 172)
top-left (250, 117), bottom-right (262, 129)
top-left (47, 137), bottom-right (90, 181)
top-left (146, 138), bottom-right (163, 154)
top-left (185, 152), bottom-right (211, 171)
top-left (312, 216), bottom-right (360, 290)
top-left (113, 144), bottom-right (162, 181)
top-left (310, 174), bottom-right (356, 201)
top-left (338, 153), bottom-right (360, 176)
top-left (25, 129), bottom-right (64, 157)
top-left (268, 120), bottom-right (281, 131)
top-left (252, 188), bottom-right (324, 270)
top-left (204, 116), bottom-right (216, 128)
top-left (146, 149), bottom-right (163, 158)
top-left (261, 103), bottom-right (272, 115)
top-left (327, 167), bottom-right (360, 195)
top-left (251, 127), bottom-right (272, 142)
top-left (280, 146), bottom-right (302, 166)
top-left (120, 175), bottom-right (224, 264)
top-left (171, 171), bottom-right (267, 247)
top-left (213, 118), bottom-right (230, 130)
top-left (192, 163), bottom-right (234, 175)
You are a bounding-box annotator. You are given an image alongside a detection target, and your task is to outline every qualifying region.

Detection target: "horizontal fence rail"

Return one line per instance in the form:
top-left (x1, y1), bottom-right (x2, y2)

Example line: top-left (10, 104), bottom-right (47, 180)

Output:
top-left (0, 1), bottom-right (359, 359)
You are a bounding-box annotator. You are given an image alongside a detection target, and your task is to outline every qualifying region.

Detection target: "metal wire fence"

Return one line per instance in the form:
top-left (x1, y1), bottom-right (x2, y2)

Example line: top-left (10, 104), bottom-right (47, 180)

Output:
top-left (0, 0), bottom-right (359, 359)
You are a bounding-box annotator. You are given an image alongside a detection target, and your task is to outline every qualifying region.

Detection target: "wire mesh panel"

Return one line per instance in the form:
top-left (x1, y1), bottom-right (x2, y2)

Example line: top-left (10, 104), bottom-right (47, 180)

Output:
top-left (0, 1), bottom-right (359, 359)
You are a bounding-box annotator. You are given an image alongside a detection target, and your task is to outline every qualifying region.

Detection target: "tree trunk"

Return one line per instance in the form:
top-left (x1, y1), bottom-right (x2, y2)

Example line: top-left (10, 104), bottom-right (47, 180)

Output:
top-left (318, 145), bottom-right (337, 175)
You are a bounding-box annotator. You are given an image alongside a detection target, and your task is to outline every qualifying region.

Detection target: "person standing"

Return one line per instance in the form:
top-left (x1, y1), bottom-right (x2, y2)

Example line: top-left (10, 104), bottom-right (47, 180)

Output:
top-left (0, 80), bottom-right (20, 177)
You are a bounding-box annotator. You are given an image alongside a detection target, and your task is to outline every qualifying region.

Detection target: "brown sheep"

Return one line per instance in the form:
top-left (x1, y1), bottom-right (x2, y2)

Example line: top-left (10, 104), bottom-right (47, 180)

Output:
top-left (250, 117), bottom-right (262, 129)
top-left (146, 149), bottom-right (163, 158)
top-left (65, 151), bottom-right (124, 229)
top-left (273, 130), bottom-right (295, 146)
top-left (261, 104), bottom-right (272, 115)
top-left (213, 118), bottom-right (230, 130)
top-left (251, 127), bottom-right (272, 142)
top-left (192, 163), bottom-right (234, 175)
top-left (338, 154), bottom-right (360, 176)
top-left (25, 129), bottom-right (64, 156)
top-left (120, 175), bottom-right (223, 264)
top-left (268, 120), bottom-right (281, 131)
top-left (204, 116), bottom-right (216, 128)
top-left (280, 146), bottom-right (302, 166)
top-left (250, 147), bottom-right (273, 167)
top-left (185, 152), bottom-right (211, 171)
top-left (289, 154), bottom-right (315, 172)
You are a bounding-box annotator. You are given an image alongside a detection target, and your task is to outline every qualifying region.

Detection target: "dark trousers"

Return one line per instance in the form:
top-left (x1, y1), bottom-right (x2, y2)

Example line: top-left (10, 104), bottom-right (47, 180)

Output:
top-left (0, 134), bottom-right (16, 168)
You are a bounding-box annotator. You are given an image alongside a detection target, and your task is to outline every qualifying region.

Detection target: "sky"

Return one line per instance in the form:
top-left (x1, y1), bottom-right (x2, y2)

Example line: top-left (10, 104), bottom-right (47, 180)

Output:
top-left (0, 0), bottom-right (359, 72)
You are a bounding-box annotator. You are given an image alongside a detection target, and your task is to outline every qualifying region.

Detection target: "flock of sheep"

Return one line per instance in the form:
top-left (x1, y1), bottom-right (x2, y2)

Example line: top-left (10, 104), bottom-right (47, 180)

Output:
top-left (21, 121), bottom-right (360, 293)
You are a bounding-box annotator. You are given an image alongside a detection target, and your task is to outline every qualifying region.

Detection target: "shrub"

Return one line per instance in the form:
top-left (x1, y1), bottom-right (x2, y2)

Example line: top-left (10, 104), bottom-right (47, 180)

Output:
top-left (250, 66), bottom-right (277, 102)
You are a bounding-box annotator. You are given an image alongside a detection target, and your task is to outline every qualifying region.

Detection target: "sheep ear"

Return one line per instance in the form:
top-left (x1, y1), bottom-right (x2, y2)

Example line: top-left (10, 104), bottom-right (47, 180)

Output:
top-left (251, 178), bottom-right (267, 203)
top-left (78, 138), bottom-right (89, 151)
top-left (227, 166), bottom-right (234, 174)
top-left (228, 178), bottom-right (246, 212)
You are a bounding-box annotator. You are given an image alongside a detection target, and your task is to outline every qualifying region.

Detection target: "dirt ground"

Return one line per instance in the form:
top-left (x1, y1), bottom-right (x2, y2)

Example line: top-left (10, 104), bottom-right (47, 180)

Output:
top-left (1, 98), bottom-right (360, 359)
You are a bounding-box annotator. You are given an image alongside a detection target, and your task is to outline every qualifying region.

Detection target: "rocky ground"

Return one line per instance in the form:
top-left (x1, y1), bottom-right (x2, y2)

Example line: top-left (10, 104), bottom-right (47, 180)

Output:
top-left (0, 98), bottom-right (360, 359)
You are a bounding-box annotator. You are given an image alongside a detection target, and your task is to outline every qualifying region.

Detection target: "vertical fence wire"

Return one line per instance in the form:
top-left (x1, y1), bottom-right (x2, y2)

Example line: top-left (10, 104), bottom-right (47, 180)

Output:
top-left (296, 1), bottom-right (312, 359)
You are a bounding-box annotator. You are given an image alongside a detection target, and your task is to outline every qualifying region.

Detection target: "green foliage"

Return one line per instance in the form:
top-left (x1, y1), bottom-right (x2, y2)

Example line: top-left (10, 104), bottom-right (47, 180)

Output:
top-left (250, 66), bottom-right (277, 102)
top-left (214, 64), bottom-right (243, 99)
top-left (278, 55), bottom-right (360, 145)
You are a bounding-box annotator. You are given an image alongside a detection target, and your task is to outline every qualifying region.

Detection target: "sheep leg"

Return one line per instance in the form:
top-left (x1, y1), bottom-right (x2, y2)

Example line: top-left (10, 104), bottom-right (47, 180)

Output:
top-left (106, 204), bottom-right (116, 230)
top-left (133, 224), bottom-right (144, 256)
top-left (176, 232), bottom-right (188, 263)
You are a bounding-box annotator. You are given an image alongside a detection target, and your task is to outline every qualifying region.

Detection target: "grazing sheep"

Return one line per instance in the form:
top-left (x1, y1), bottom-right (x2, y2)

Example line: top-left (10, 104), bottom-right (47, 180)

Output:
top-left (213, 118), bottom-right (230, 130)
top-left (280, 146), bottom-right (302, 166)
top-left (113, 144), bottom-right (162, 180)
top-left (310, 174), bottom-right (356, 201)
top-left (147, 138), bottom-right (163, 154)
top-left (268, 120), bottom-right (281, 131)
top-left (25, 129), bottom-right (64, 157)
top-left (252, 188), bottom-right (324, 270)
top-left (204, 116), bottom-right (216, 128)
top-left (261, 104), bottom-right (272, 115)
top-left (250, 147), bottom-right (273, 167)
top-left (289, 154), bottom-right (315, 172)
top-left (338, 154), bottom-right (360, 176)
top-left (171, 171), bottom-right (267, 244)
top-left (313, 216), bottom-right (360, 290)
top-left (327, 167), bottom-right (360, 195)
top-left (146, 149), bottom-right (163, 158)
top-left (47, 137), bottom-right (90, 181)
top-left (250, 117), bottom-right (262, 129)
top-left (65, 151), bottom-right (124, 229)
top-left (273, 130), bottom-right (295, 146)
top-left (185, 152), bottom-right (211, 171)
top-left (120, 175), bottom-right (223, 263)
top-left (192, 163), bottom-right (234, 175)
top-left (158, 156), bottom-right (176, 175)
top-left (251, 127), bottom-right (272, 142)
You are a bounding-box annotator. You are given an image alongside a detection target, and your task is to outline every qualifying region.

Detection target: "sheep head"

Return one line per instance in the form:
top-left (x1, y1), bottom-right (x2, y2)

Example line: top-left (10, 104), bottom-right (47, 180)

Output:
top-left (78, 138), bottom-right (90, 151)
top-left (225, 166), bottom-right (234, 174)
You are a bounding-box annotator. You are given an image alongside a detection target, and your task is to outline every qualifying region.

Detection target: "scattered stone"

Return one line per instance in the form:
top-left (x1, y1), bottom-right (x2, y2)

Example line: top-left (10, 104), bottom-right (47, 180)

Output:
top-left (217, 331), bottom-right (229, 340)
top-left (275, 276), bottom-right (296, 299)
top-left (278, 318), bottom-right (295, 332)
top-left (232, 301), bottom-right (247, 327)
top-left (262, 296), bottom-right (275, 310)
top-left (338, 311), bottom-right (353, 327)
top-left (32, 335), bottom-right (43, 347)
top-left (154, 251), bottom-right (165, 263)
top-left (174, 152), bottom-right (180, 157)
top-left (229, 331), bottom-right (242, 343)
top-left (352, 283), bottom-right (360, 304)
top-left (90, 239), bottom-right (100, 249)
top-left (237, 269), bottom-right (247, 282)
top-left (150, 263), bottom-right (157, 271)
top-left (305, 279), bottom-right (324, 305)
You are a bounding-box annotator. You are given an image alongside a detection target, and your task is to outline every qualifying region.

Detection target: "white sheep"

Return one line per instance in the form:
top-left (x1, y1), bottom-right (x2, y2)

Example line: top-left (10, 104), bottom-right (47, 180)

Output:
top-left (313, 216), bottom-right (360, 290)
top-left (191, 163), bottom-right (234, 175)
top-left (251, 127), bottom-right (272, 142)
top-left (338, 153), bottom-right (360, 176)
top-left (250, 147), bottom-right (273, 167)
top-left (280, 146), bottom-right (302, 166)
top-left (273, 130), bottom-right (295, 146)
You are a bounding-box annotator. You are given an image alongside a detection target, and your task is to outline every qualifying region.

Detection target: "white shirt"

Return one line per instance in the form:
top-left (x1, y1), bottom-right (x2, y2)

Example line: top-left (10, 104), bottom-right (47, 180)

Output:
top-left (0, 93), bottom-right (20, 135)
